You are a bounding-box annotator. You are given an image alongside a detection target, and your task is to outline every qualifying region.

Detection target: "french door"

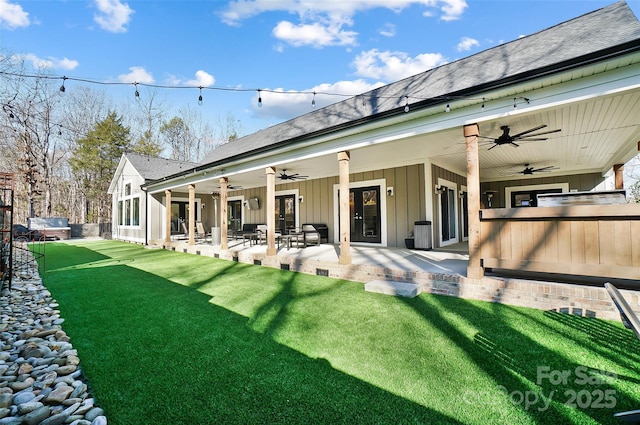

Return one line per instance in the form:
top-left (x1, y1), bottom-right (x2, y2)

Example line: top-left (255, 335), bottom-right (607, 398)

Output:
top-left (350, 186), bottom-right (381, 243)
top-left (227, 200), bottom-right (242, 232)
top-left (170, 201), bottom-right (188, 234)
top-left (438, 182), bottom-right (458, 246)
top-left (275, 194), bottom-right (296, 234)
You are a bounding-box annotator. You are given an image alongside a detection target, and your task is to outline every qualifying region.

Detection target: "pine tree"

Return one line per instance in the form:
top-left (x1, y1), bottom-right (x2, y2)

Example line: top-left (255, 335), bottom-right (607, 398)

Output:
top-left (70, 111), bottom-right (132, 223)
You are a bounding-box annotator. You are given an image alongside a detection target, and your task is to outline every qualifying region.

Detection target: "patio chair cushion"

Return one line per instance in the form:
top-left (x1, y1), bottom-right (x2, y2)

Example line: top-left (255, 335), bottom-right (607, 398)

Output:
top-left (301, 224), bottom-right (321, 247)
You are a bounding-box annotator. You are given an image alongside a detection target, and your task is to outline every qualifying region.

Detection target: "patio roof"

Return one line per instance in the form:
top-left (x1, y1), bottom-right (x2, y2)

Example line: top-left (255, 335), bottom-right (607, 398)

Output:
top-left (144, 1), bottom-right (640, 194)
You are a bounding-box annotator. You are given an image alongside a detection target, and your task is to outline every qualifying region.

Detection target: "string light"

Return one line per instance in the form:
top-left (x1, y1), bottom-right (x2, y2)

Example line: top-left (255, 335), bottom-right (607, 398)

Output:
top-left (0, 70), bottom-right (536, 115)
top-left (198, 87), bottom-right (203, 106)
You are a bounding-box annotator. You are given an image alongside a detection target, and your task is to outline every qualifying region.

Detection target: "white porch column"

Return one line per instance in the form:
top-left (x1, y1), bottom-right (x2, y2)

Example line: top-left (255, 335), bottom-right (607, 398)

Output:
top-left (266, 166), bottom-right (277, 256)
top-left (164, 189), bottom-right (172, 244)
top-left (465, 124), bottom-right (484, 279)
top-left (188, 184), bottom-right (195, 245)
top-left (338, 151), bottom-right (352, 265)
top-left (220, 178), bottom-right (228, 250)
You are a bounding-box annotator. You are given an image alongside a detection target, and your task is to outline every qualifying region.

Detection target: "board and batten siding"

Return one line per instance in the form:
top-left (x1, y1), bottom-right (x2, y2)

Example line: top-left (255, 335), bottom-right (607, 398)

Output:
top-left (224, 164), bottom-right (425, 247)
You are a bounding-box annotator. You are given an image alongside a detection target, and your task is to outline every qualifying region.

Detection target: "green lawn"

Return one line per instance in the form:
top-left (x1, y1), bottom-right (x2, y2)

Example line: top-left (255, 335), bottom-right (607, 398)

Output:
top-left (38, 240), bottom-right (640, 425)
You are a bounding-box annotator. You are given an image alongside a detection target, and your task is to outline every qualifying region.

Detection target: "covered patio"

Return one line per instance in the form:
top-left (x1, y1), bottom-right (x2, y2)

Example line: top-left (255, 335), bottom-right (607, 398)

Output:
top-left (158, 237), bottom-right (637, 322)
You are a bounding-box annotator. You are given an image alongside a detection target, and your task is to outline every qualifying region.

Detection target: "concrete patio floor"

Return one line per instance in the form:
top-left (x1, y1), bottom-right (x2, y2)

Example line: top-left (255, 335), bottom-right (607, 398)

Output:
top-left (169, 238), bottom-right (470, 277)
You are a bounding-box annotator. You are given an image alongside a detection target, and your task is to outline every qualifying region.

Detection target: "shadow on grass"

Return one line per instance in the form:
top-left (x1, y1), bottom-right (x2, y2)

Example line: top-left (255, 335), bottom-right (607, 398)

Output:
top-left (401, 294), bottom-right (640, 425)
top-left (42, 245), bottom-right (466, 425)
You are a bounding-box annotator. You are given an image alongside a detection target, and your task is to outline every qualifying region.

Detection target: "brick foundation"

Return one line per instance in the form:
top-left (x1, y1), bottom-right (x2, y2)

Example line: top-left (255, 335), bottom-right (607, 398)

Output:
top-left (155, 240), bottom-right (638, 322)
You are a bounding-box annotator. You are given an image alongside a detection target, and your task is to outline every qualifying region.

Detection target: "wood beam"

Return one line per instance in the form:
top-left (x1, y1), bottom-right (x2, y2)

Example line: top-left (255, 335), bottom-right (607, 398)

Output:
top-left (338, 151), bottom-right (352, 265)
top-left (464, 124), bottom-right (484, 279)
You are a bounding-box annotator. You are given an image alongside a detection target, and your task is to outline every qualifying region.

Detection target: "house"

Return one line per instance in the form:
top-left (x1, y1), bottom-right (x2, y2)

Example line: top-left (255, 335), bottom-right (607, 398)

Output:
top-left (110, 1), bottom-right (640, 282)
top-left (108, 153), bottom-right (197, 244)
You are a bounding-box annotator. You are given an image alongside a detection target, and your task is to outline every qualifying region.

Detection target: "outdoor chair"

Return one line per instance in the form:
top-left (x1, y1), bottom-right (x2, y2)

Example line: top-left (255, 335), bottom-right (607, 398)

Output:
top-left (604, 282), bottom-right (640, 423)
top-left (256, 225), bottom-right (281, 245)
top-left (293, 224), bottom-right (320, 247)
top-left (195, 222), bottom-right (210, 242)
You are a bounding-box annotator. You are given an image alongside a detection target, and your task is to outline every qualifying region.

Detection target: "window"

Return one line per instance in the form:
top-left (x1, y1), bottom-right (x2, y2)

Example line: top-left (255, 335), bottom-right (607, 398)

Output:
top-left (118, 181), bottom-right (140, 227)
top-left (132, 198), bottom-right (139, 226)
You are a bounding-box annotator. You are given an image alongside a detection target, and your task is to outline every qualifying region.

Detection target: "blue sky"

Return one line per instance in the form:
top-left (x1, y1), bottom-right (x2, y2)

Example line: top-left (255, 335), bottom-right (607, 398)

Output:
top-left (2, 0), bottom-right (639, 136)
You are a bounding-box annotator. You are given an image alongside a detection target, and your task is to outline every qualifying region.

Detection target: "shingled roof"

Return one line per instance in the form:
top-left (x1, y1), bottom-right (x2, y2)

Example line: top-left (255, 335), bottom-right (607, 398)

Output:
top-left (125, 152), bottom-right (198, 181)
top-left (197, 1), bottom-right (640, 168)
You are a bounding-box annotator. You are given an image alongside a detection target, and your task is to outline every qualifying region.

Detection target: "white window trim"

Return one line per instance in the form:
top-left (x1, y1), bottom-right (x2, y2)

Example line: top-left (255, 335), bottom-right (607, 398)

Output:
top-left (332, 179), bottom-right (387, 246)
top-left (437, 178), bottom-right (458, 247)
top-left (119, 180), bottom-right (141, 229)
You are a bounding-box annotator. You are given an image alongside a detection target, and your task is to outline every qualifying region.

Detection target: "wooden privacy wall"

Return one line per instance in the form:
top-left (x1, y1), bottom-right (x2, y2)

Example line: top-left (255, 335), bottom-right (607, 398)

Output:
top-left (479, 204), bottom-right (640, 280)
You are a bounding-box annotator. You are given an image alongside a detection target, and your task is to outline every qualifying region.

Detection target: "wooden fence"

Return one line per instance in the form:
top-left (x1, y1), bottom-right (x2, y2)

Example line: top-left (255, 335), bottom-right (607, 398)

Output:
top-left (479, 204), bottom-right (640, 280)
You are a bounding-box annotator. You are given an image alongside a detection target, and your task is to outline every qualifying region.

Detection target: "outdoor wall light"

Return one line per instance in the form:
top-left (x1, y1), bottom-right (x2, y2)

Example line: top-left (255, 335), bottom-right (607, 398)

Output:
top-left (299, 196), bottom-right (304, 203)
top-left (435, 185), bottom-right (446, 194)
top-left (387, 187), bottom-right (394, 196)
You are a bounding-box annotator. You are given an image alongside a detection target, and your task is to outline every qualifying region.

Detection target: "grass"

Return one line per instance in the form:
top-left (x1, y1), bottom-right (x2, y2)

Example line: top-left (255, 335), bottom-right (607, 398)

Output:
top-left (36, 240), bottom-right (640, 425)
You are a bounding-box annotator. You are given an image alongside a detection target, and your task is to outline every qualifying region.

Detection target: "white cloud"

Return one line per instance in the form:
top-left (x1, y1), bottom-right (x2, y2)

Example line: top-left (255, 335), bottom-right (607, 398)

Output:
top-left (439, 0), bottom-right (467, 21)
top-left (352, 49), bottom-right (447, 82)
top-left (457, 36), bottom-right (479, 52)
top-left (252, 79), bottom-right (385, 121)
top-left (185, 70), bottom-right (216, 87)
top-left (273, 21), bottom-right (357, 47)
top-left (221, 1), bottom-right (467, 47)
top-left (0, 0), bottom-right (29, 29)
top-left (378, 23), bottom-right (396, 38)
top-left (94, 0), bottom-right (134, 33)
top-left (18, 53), bottom-right (78, 70)
top-left (118, 66), bottom-right (154, 84)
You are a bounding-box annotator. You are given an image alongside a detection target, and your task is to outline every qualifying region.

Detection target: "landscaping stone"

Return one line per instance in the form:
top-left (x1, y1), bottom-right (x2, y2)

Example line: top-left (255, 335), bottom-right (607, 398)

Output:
top-left (0, 254), bottom-right (107, 424)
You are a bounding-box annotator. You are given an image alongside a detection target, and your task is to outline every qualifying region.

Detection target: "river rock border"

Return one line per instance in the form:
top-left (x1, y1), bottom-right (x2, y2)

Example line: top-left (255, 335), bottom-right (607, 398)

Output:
top-left (0, 250), bottom-right (107, 425)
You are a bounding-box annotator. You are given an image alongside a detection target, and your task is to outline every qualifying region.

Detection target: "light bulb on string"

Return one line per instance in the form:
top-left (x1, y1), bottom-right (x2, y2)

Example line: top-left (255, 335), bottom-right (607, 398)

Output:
top-left (59, 76), bottom-right (66, 93)
top-left (445, 103), bottom-right (450, 112)
top-left (198, 87), bottom-right (203, 106)
top-left (134, 83), bottom-right (140, 100)
top-left (481, 97), bottom-right (485, 110)
top-left (312, 91), bottom-right (316, 108)
top-left (257, 90), bottom-right (262, 107)
top-left (404, 95), bottom-right (410, 113)
top-left (513, 98), bottom-right (517, 109)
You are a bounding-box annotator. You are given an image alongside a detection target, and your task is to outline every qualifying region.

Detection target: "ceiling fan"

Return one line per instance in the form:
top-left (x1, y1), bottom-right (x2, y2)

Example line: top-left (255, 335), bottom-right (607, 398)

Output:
top-left (480, 124), bottom-right (561, 150)
top-left (278, 169), bottom-right (308, 180)
top-left (518, 163), bottom-right (558, 175)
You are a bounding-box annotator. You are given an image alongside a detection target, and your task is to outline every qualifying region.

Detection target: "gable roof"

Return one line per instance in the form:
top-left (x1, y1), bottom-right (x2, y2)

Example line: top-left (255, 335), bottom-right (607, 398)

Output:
top-left (125, 152), bottom-right (198, 181)
top-left (199, 1), bottom-right (640, 169)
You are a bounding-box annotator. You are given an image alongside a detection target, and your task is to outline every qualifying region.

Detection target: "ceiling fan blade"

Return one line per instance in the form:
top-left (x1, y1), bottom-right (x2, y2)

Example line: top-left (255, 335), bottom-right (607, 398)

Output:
top-left (516, 137), bottom-right (548, 141)
top-left (510, 124), bottom-right (547, 139)
top-left (510, 141), bottom-right (520, 147)
top-left (478, 135), bottom-right (498, 141)
top-left (533, 166), bottom-right (557, 172)
top-left (520, 128), bottom-right (562, 138)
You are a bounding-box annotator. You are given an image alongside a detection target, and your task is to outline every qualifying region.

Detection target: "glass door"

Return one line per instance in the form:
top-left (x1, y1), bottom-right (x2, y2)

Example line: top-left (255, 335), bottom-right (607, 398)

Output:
top-left (350, 186), bottom-right (381, 243)
top-left (227, 200), bottom-right (242, 232)
top-left (275, 194), bottom-right (296, 234)
top-left (438, 185), bottom-right (457, 245)
top-left (170, 201), bottom-right (188, 234)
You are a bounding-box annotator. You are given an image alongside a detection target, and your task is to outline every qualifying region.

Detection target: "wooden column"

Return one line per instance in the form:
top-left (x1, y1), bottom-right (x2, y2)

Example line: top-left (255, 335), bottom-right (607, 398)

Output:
top-left (164, 190), bottom-right (172, 244)
top-left (614, 164), bottom-right (624, 190)
top-left (464, 124), bottom-right (484, 279)
top-left (266, 166), bottom-right (277, 256)
top-left (338, 151), bottom-right (352, 265)
top-left (188, 184), bottom-right (195, 245)
top-left (220, 178), bottom-right (228, 250)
